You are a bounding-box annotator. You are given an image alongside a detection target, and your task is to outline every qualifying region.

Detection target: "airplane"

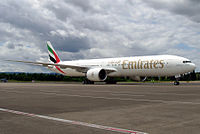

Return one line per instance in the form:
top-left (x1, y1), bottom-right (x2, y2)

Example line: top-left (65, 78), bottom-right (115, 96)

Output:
top-left (6, 41), bottom-right (196, 85)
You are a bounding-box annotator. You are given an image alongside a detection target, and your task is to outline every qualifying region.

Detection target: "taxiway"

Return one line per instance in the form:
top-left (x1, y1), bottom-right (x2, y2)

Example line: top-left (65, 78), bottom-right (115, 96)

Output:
top-left (0, 83), bottom-right (200, 134)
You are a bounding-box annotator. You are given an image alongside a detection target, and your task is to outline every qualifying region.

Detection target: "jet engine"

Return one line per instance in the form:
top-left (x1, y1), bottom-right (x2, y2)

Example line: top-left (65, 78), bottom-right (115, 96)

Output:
top-left (86, 68), bottom-right (107, 81)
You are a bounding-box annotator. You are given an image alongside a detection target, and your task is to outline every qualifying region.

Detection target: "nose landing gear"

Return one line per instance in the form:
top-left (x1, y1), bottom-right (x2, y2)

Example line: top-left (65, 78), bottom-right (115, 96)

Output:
top-left (174, 80), bottom-right (180, 85)
top-left (174, 75), bottom-right (181, 85)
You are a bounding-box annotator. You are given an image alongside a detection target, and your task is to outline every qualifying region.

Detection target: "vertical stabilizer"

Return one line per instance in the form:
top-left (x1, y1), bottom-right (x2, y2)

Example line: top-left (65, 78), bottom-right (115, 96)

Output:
top-left (47, 41), bottom-right (61, 63)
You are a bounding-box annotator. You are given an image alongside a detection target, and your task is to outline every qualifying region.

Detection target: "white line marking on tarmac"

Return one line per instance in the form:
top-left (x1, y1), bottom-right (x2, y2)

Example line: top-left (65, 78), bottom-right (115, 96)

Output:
top-left (0, 108), bottom-right (147, 134)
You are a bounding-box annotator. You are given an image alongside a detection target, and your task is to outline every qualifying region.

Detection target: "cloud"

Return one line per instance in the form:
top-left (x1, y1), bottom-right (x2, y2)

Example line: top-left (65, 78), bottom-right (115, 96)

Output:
top-left (0, 0), bottom-right (200, 72)
top-left (142, 0), bottom-right (200, 23)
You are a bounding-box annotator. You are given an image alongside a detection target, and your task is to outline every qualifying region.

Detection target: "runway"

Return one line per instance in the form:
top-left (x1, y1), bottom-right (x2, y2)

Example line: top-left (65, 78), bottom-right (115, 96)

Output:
top-left (0, 83), bottom-right (200, 134)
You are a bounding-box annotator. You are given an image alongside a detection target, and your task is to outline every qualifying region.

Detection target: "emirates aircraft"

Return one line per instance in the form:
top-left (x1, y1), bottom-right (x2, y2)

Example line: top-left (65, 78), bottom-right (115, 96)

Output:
top-left (7, 41), bottom-right (196, 85)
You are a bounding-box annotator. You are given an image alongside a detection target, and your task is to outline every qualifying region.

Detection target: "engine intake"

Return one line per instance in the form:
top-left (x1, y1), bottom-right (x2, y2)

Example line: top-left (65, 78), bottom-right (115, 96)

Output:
top-left (87, 68), bottom-right (107, 81)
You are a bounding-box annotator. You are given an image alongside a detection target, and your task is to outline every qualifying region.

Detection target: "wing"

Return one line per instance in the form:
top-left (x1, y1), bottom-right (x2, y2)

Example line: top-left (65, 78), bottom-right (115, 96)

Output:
top-left (5, 60), bottom-right (117, 74)
top-left (5, 60), bottom-right (88, 72)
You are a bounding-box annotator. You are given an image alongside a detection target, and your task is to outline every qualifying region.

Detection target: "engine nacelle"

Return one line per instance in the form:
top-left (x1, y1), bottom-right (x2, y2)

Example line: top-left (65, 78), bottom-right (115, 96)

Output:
top-left (86, 68), bottom-right (107, 81)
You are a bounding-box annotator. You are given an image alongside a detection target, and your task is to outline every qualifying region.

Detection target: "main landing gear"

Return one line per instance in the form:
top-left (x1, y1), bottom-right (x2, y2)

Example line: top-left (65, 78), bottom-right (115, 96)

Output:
top-left (174, 75), bottom-right (180, 85)
top-left (106, 80), bottom-right (117, 84)
top-left (82, 79), bottom-right (94, 84)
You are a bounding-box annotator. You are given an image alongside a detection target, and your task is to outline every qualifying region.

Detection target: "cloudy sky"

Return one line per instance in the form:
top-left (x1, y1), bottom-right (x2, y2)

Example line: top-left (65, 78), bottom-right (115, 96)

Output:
top-left (0, 0), bottom-right (200, 72)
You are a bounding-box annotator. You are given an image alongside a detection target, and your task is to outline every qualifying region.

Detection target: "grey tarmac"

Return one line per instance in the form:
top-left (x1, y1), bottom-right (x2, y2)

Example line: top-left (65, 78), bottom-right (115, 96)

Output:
top-left (0, 83), bottom-right (200, 134)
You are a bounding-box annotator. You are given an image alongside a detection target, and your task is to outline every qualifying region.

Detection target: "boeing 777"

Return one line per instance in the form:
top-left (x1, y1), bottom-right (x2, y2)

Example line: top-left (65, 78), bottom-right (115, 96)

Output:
top-left (7, 41), bottom-right (196, 85)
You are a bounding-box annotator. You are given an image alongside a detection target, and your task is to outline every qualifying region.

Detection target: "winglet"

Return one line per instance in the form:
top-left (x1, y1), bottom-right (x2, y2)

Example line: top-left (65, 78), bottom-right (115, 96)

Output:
top-left (47, 41), bottom-right (61, 63)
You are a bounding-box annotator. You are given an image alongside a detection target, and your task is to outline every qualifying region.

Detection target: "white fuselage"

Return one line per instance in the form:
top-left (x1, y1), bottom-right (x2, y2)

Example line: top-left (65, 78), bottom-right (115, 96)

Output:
top-left (49, 55), bottom-right (196, 77)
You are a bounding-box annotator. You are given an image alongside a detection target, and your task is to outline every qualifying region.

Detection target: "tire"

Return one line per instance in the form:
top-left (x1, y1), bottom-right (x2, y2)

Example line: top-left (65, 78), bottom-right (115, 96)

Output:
top-left (174, 81), bottom-right (180, 85)
top-left (82, 79), bottom-right (94, 84)
top-left (106, 81), bottom-right (117, 84)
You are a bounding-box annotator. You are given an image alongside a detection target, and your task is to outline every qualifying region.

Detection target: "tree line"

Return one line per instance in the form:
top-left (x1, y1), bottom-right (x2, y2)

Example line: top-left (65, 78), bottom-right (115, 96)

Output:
top-left (0, 72), bottom-right (199, 82)
top-left (0, 72), bottom-right (84, 82)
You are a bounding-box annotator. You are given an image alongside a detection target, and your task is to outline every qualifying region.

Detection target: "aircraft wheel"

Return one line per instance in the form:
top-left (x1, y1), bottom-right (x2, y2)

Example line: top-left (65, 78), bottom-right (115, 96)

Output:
top-left (83, 79), bottom-right (94, 84)
top-left (106, 81), bottom-right (117, 84)
top-left (82, 80), bottom-right (86, 84)
top-left (174, 81), bottom-right (180, 85)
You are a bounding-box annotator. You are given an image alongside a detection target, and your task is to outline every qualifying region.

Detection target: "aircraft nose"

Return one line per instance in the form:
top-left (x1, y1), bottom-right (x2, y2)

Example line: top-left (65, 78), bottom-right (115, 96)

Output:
top-left (191, 63), bottom-right (196, 70)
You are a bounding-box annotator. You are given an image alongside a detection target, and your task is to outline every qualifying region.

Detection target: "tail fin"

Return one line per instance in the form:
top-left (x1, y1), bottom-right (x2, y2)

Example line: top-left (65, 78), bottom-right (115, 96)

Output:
top-left (47, 41), bottom-right (61, 63)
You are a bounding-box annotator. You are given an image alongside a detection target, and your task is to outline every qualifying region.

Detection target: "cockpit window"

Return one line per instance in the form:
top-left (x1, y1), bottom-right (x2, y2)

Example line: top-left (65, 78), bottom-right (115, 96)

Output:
top-left (183, 61), bottom-right (191, 63)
